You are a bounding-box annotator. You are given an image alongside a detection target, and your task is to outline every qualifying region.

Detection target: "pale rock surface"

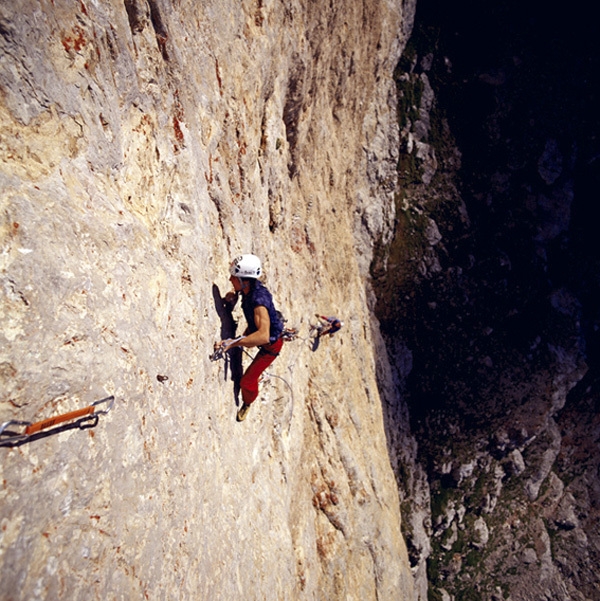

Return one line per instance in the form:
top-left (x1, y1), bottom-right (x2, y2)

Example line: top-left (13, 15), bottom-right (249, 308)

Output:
top-left (0, 0), bottom-right (416, 599)
top-left (471, 516), bottom-right (489, 549)
top-left (507, 448), bottom-right (525, 476)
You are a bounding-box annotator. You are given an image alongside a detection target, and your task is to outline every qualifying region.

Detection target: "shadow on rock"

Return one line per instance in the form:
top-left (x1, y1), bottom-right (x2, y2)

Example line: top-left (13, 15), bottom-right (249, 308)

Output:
top-left (212, 284), bottom-right (243, 404)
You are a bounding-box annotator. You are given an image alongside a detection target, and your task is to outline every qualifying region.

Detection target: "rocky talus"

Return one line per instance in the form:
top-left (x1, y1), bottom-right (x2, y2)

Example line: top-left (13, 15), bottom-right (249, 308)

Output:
top-left (0, 0), bottom-right (416, 599)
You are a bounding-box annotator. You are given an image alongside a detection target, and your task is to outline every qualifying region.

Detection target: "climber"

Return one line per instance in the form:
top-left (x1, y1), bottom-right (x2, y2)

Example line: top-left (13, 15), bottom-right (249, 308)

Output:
top-left (219, 254), bottom-right (284, 422)
top-left (313, 314), bottom-right (343, 337)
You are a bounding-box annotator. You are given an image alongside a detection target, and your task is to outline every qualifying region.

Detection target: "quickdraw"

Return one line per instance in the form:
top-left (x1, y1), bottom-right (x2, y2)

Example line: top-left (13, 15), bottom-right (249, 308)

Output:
top-left (0, 395), bottom-right (115, 446)
top-left (281, 327), bottom-right (298, 342)
top-left (209, 337), bottom-right (244, 361)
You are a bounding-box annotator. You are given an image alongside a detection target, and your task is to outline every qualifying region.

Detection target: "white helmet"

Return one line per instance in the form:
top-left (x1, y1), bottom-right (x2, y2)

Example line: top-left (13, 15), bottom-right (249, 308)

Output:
top-left (230, 254), bottom-right (262, 279)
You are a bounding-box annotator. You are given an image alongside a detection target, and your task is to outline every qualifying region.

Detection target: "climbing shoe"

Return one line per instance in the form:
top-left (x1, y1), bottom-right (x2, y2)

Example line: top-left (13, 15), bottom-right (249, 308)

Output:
top-left (236, 403), bottom-right (251, 422)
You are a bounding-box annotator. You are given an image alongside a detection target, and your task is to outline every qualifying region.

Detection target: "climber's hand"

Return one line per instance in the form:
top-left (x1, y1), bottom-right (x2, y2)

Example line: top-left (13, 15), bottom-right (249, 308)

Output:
top-left (224, 291), bottom-right (238, 305)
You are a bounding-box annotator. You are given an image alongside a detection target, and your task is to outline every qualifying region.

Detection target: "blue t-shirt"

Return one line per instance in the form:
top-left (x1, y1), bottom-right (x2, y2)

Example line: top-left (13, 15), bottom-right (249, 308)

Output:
top-left (241, 281), bottom-right (284, 343)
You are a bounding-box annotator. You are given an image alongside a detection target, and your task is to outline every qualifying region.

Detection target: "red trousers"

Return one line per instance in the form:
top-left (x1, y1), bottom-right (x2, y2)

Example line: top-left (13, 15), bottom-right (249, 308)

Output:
top-left (240, 338), bottom-right (283, 405)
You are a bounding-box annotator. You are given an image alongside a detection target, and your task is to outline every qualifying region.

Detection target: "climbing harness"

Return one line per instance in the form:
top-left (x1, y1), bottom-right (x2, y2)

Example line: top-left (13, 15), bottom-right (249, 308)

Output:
top-left (0, 395), bottom-right (115, 446)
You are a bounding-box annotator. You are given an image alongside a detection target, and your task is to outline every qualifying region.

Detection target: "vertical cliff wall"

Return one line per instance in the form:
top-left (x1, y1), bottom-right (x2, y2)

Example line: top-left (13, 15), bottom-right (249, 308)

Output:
top-left (0, 0), bottom-right (416, 599)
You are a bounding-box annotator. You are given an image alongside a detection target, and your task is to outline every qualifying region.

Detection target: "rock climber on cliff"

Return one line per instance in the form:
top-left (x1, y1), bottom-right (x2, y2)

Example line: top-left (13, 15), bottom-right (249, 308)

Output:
top-left (313, 314), bottom-right (343, 337)
top-left (219, 254), bottom-right (284, 422)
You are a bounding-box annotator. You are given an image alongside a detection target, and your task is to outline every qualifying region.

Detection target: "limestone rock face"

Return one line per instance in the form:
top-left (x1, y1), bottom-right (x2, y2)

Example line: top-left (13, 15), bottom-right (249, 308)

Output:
top-left (0, 0), bottom-right (416, 599)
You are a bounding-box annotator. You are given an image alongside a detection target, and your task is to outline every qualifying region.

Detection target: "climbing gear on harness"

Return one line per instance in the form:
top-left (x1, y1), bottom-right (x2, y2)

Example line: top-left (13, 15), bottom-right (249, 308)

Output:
top-left (230, 254), bottom-right (261, 279)
top-left (236, 403), bottom-right (251, 422)
top-left (210, 337), bottom-right (244, 361)
top-left (281, 327), bottom-right (298, 341)
top-left (0, 395), bottom-right (115, 446)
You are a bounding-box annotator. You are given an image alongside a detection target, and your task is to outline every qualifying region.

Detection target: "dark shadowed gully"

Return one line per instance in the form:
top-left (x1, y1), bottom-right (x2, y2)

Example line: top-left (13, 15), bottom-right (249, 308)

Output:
top-left (373, 0), bottom-right (600, 598)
